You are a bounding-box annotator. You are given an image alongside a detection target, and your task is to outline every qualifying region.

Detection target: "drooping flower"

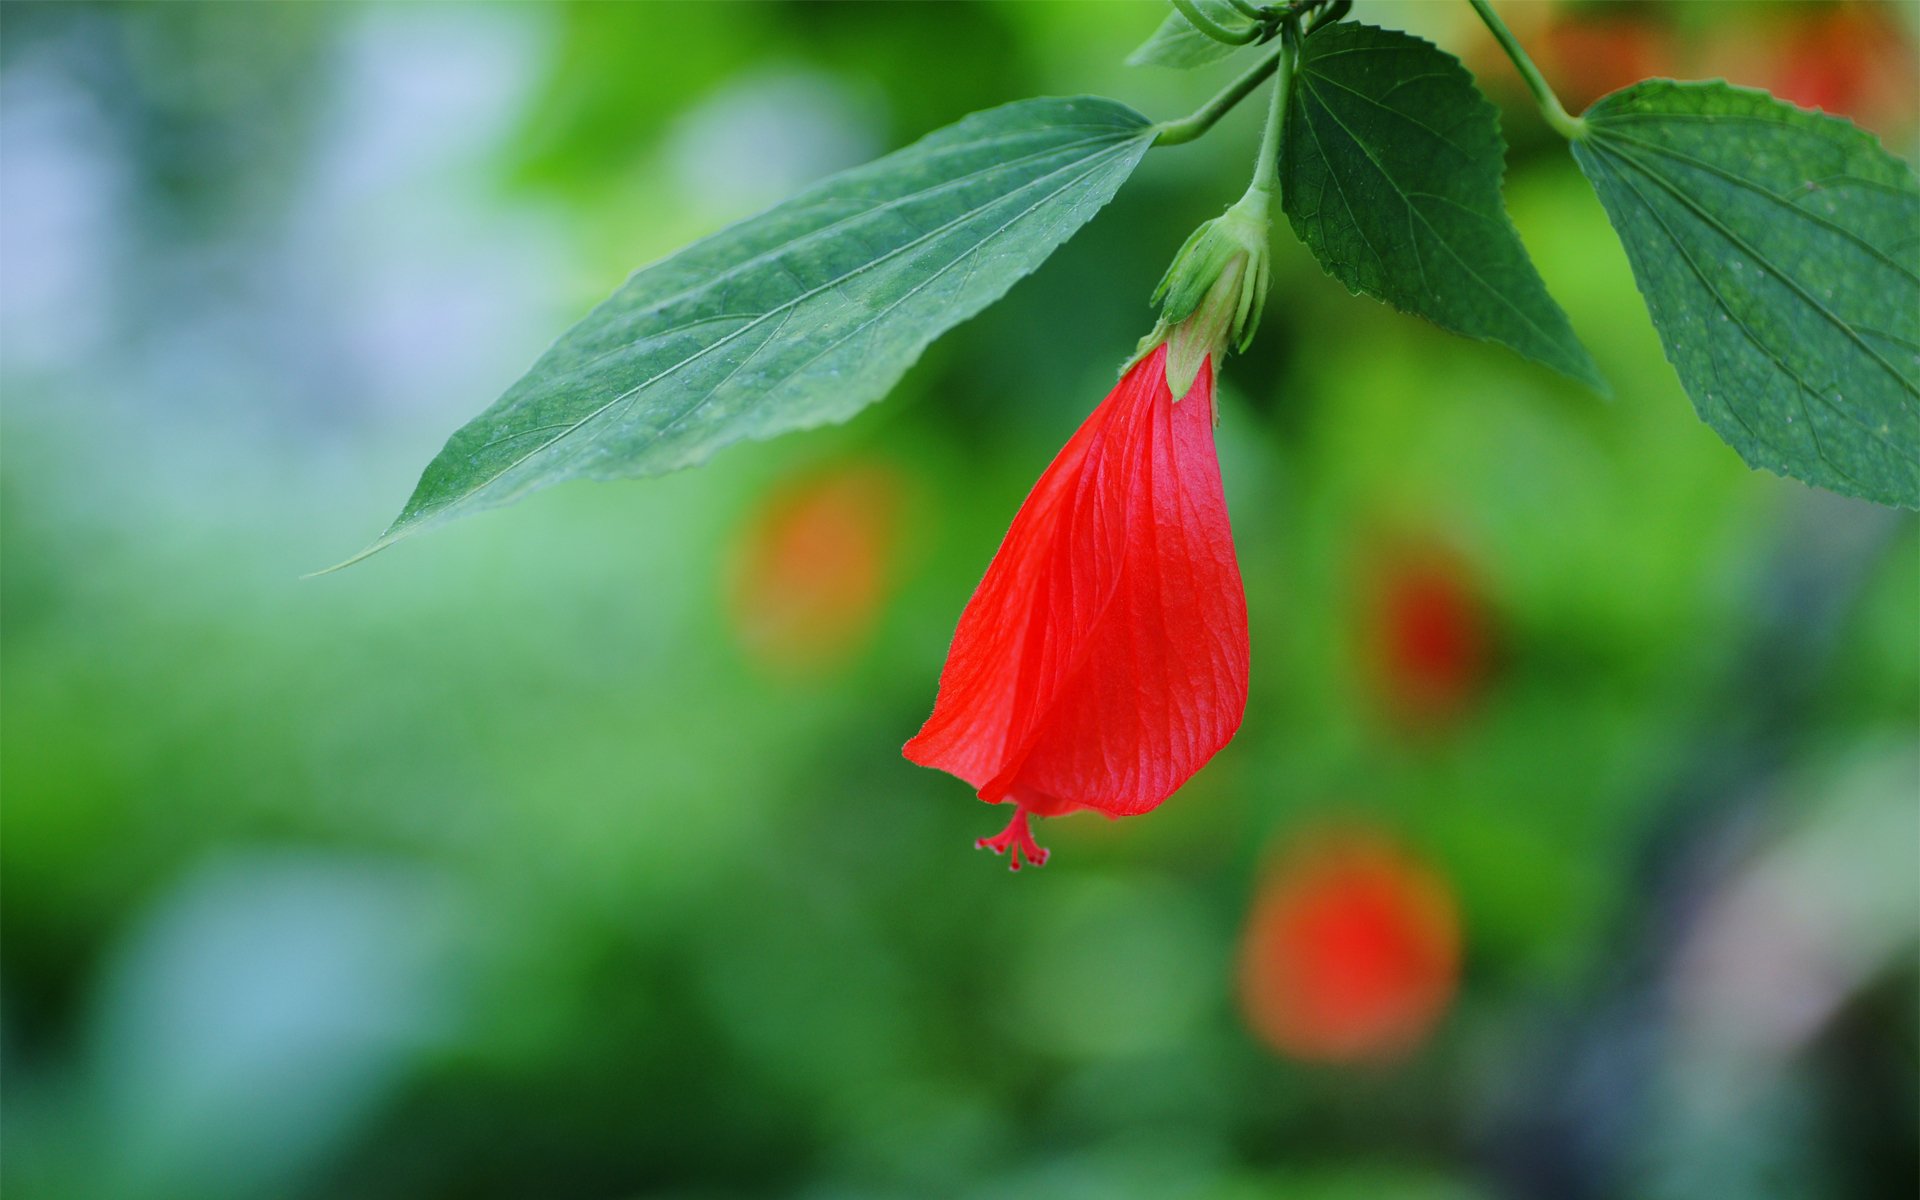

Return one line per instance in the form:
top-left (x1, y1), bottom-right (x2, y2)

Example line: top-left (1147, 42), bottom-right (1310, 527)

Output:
top-left (1237, 827), bottom-right (1461, 1063)
top-left (902, 343), bottom-right (1249, 868)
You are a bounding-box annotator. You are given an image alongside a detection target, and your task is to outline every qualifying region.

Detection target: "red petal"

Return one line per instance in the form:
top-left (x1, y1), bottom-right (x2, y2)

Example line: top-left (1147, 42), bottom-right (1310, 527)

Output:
top-left (904, 345), bottom-right (1248, 819)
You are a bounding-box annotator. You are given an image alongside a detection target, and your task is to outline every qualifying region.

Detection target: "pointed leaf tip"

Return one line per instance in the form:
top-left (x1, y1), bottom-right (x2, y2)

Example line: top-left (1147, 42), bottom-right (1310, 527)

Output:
top-left (1281, 21), bottom-right (1604, 392)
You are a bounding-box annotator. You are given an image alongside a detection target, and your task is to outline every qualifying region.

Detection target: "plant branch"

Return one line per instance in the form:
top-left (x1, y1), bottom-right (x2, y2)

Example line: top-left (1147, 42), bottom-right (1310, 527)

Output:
top-left (1468, 0), bottom-right (1584, 139)
top-left (1152, 42), bottom-right (1287, 146)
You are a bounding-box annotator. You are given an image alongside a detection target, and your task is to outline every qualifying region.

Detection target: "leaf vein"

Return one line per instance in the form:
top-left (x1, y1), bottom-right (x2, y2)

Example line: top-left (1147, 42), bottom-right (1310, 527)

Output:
top-left (1302, 76), bottom-right (1562, 351)
top-left (1592, 128), bottom-right (1920, 285)
top-left (1591, 141), bottom-right (1906, 462)
top-left (1304, 69), bottom-right (1480, 162)
top-left (1598, 138), bottom-right (1918, 400)
top-left (462, 141), bottom-right (1143, 507)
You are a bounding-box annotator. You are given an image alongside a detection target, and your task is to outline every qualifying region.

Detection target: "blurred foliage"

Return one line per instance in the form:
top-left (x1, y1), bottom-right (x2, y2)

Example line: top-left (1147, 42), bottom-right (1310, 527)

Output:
top-left (2, 3), bottom-right (1915, 1198)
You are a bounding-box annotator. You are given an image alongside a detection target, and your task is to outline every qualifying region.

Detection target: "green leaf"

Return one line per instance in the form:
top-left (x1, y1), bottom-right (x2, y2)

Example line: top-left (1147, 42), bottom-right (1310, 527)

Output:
top-left (1572, 81), bottom-right (1920, 507)
top-left (1280, 21), bottom-right (1603, 389)
top-left (1126, 0), bottom-right (1255, 70)
top-left (349, 97), bottom-right (1153, 564)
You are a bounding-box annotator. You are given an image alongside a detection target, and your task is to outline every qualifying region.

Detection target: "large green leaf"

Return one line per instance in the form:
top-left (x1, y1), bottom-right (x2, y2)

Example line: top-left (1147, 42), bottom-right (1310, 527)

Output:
top-left (1126, 0), bottom-right (1257, 70)
top-left (350, 97), bottom-right (1154, 563)
top-left (1572, 81), bottom-right (1920, 507)
top-left (1281, 21), bottom-right (1602, 389)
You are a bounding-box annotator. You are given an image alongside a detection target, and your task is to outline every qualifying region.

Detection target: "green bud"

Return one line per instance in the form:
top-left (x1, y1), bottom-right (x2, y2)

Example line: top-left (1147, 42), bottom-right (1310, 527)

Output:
top-left (1132, 187), bottom-right (1273, 398)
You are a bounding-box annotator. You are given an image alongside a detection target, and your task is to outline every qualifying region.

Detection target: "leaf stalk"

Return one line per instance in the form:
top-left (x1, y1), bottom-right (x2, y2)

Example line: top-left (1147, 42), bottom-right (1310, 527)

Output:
top-left (1152, 42), bottom-right (1286, 146)
top-left (1467, 0), bottom-right (1585, 139)
top-left (1245, 24), bottom-right (1297, 204)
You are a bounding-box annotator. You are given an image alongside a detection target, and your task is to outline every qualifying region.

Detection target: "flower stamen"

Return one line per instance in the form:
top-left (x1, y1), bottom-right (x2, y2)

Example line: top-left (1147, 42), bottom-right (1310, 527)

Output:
top-left (975, 808), bottom-right (1050, 871)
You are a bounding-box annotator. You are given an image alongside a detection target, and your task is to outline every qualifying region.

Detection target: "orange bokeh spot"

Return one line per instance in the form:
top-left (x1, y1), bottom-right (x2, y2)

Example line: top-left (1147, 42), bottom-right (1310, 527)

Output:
top-left (1238, 829), bottom-right (1462, 1064)
top-left (730, 463), bottom-right (903, 672)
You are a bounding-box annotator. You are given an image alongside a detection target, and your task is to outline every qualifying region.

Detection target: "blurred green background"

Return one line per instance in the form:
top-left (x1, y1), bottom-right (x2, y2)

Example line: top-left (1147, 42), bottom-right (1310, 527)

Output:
top-left (2, 2), bottom-right (1915, 1197)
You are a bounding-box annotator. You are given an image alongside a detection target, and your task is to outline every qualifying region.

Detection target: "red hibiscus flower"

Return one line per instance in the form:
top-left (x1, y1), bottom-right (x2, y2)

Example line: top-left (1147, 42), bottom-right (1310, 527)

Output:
top-left (903, 343), bottom-right (1249, 869)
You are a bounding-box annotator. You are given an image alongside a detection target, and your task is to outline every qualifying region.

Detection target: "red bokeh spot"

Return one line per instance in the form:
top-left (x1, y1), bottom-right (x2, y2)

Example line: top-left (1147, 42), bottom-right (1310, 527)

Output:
top-left (1763, 5), bottom-right (1916, 128)
top-left (730, 463), bottom-right (903, 672)
top-left (1238, 829), bottom-right (1462, 1064)
top-left (1541, 15), bottom-right (1677, 113)
top-left (1360, 543), bottom-right (1492, 730)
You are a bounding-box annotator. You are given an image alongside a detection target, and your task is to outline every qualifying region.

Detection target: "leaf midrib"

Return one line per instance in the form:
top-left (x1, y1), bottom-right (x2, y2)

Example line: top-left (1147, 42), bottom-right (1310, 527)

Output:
top-left (1303, 66), bottom-right (1481, 163)
top-left (650, 146), bottom-right (1145, 459)
top-left (550, 128), bottom-right (1139, 384)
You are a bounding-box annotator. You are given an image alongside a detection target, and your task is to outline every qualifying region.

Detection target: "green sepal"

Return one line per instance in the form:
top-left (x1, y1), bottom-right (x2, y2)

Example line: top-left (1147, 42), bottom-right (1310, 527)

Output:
top-left (1163, 260), bottom-right (1248, 397)
top-left (1132, 187), bottom-right (1274, 394)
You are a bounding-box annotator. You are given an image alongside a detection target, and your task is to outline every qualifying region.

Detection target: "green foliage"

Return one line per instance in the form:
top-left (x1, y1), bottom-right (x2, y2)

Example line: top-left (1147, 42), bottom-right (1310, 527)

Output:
top-left (1125, 0), bottom-right (1257, 70)
top-left (1281, 21), bottom-right (1603, 390)
top-left (355, 97), bottom-right (1153, 562)
top-left (1572, 81), bottom-right (1920, 507)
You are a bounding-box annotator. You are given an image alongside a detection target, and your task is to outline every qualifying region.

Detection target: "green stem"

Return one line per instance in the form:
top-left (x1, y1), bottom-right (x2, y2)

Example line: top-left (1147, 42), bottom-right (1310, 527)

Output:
top-left (1304, 0), bottom-right (1349, 33)
top-left (1244, 25), bottom-right (1296, 206)
top-left (1152, 42), bottom-right (1286, 146)
top-left (1171, 0), bottom-right (1260, 45)
top-left (1223, 0), bottom-right (1266, 19)
top-left (1467, 0), bottom-right (1585, 139)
